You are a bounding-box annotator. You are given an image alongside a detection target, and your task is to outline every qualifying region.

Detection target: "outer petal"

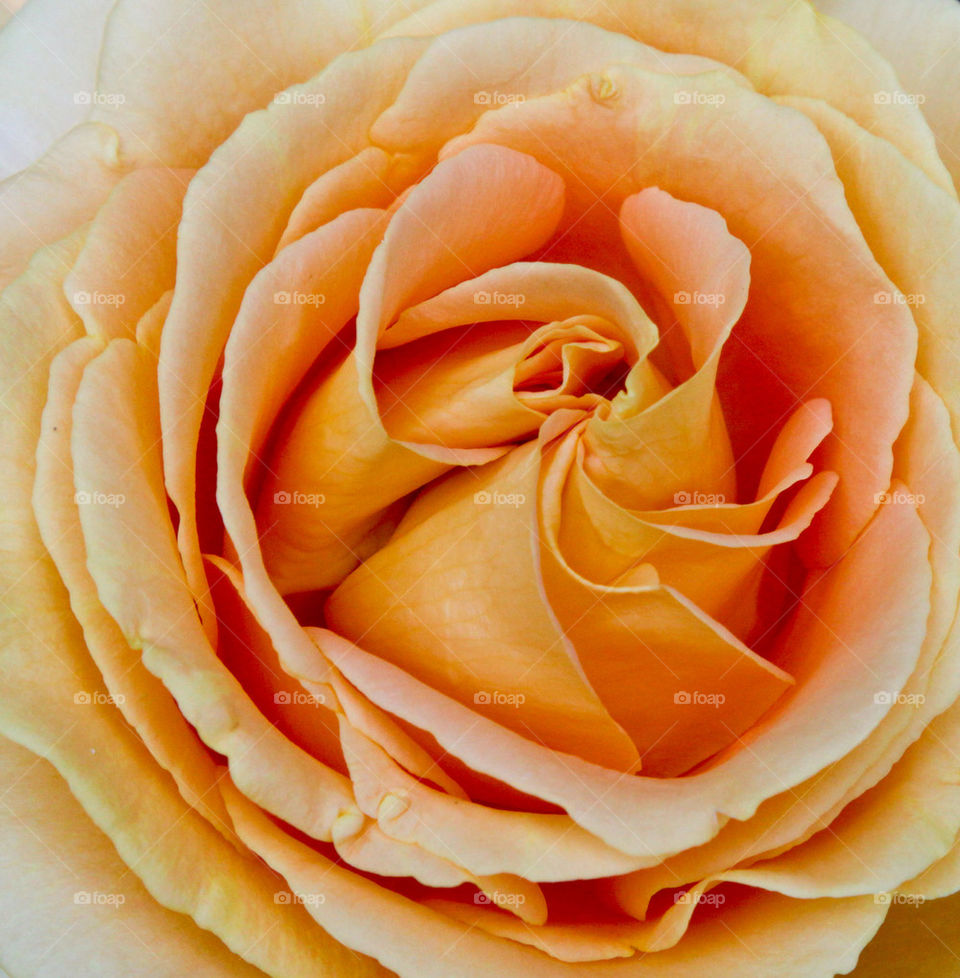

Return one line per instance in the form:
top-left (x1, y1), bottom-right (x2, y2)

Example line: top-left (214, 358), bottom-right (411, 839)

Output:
top-left (0, 0), bottom-right (114, 178)
top-left (0, 123), bottom-right (130, 290)
top-left (381, 1), bottom-right (953, 192)
top-left (88, 0), bottom-right (430, 166)
top-left (226, 780), bottom-right (889, 978)
top-left (0, 236), bottom-right (376, 978)
top-left (0, 736), bottom-right (267, 978)
top-left (816, 0), bottom-right (960, 190)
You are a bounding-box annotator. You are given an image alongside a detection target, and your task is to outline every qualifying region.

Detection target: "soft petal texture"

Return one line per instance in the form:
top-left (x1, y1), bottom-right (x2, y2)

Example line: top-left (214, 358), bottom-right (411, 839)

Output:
top-left (440, 63), bottom-right (917, 565)
top-left (817, 0), bottom-right (960, 190)
top-left (0, 0), bottom-right (114, 178)
top-left (159, 36), bottom-right (430, 629)
top-left (582, 187), bottom-right (747, 511)
top-left (326, 438), bottom-right (642, 771)
top-left (88, 0), bottom-right (430, 166)
top-left (33, 336), bottom-right (234, 839)
top-left (63, 167), bottom-right (192, 340)
top-left (382, 0), bottom-right (954, 191)
top-left (0, 234), bottom-right (374, 978)
top-left (258, 142), bottom-right (566, 593)
top-left (0, 122), bottom-right (130, 289)
top-left (226, 778), bottom-right (889, 978)
top-left (0, 736), bottom-right (269, 978)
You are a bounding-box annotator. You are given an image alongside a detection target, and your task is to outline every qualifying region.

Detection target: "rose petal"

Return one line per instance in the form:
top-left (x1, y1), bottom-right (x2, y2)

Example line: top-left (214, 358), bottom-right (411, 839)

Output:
top-left (258, 143), bottom-right (566, 593)
top-left (0, 234), bottom-right (364, 978)
top-left (72, 339), bottom-right (364, 843)
top-left (440, 63), bottom-right (917, 564)
top-left (326, 438), bottom-right (641, 771)
top-left (63, 167), bottom-right (192, 340)
top-left (381, 1), bottom-right (953, 192)
top-left (88, 0), bottom-right (425, 166)
top-left (0, 0), bottom-right (114, 178)
top-left (225, 779), bottom-right (888, 978)
top-left (815, 0), bottom-right (960, 190)
top-left (159, 36), bottom-right (430, 634)
top-left (0, 736), bottom-right (269, 978)
top-left (540, 426), bottom-right (795, 776)
top-left (0, 123), bottom-right (129, 289)
top-left (33, 335), bottom-right (235, 838)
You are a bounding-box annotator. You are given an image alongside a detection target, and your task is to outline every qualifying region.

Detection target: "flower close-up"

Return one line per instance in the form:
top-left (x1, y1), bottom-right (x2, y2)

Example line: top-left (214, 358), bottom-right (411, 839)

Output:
top-left (3, 0), bottom-right (960, 975)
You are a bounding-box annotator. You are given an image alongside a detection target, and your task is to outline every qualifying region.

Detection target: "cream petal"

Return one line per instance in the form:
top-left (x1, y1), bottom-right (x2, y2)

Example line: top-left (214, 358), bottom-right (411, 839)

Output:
top-left (0, 234), bottom-right (358, 978)
top-left (0, 737), bottom-right (268, 978)
top-left (815, 0), bottom-right (960, 190)
top-left (63, 167), bottom-right (192, 341)
top-left (88, 0), bottom-right (423, 166)
top-left (380, 1), bottom-right (953, 191)
top-left (0, 123), bottom-right (129, 290)
top-left (0, 0), bottom-right (114, 178)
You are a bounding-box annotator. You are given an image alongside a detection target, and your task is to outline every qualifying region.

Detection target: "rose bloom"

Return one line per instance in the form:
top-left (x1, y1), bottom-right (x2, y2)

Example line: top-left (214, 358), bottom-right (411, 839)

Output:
top-left (2, 0), bottom-right (960, 975)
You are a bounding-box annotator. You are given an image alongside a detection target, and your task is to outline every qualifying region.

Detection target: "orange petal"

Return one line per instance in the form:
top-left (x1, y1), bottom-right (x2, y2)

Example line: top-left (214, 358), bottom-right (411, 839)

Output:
top-left (441, 63), bottom-right (917, 564)
top-left (325, 439), bottom-right (640, 771)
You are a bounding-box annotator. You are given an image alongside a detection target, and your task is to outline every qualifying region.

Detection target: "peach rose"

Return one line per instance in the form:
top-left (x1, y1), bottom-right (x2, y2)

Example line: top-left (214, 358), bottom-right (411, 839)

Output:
top-left (2, 1), bottom-right (960, 976)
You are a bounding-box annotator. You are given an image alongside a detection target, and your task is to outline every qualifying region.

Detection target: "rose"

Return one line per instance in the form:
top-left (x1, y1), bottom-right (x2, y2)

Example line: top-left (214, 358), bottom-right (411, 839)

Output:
top-left (2, 2), bottom-right (960, 977)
